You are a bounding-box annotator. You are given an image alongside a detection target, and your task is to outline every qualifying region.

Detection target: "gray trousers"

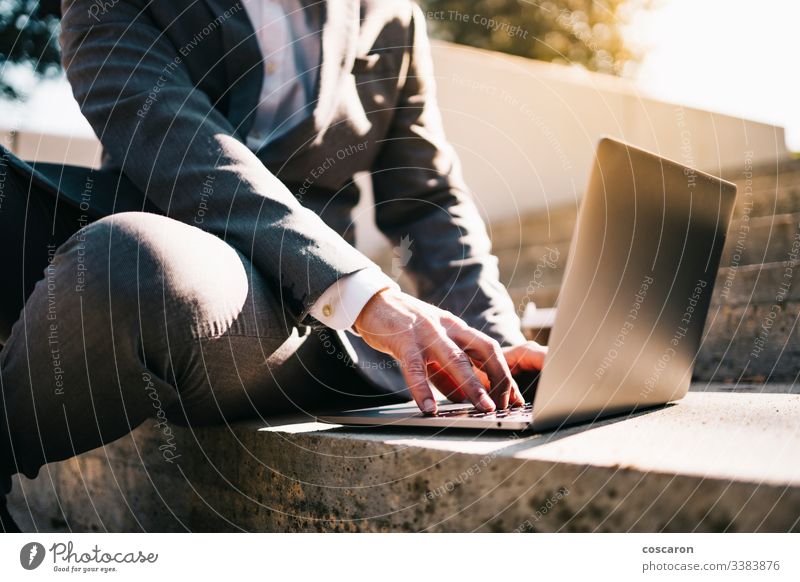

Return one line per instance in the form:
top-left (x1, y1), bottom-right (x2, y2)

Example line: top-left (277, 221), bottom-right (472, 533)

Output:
top-left (0, 166), bottom-right (397, 494)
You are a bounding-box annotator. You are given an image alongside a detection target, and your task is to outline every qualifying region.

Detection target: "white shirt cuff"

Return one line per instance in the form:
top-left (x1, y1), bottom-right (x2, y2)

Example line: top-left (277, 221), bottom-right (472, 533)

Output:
top-left (310, 268), bottom-right (399, 332)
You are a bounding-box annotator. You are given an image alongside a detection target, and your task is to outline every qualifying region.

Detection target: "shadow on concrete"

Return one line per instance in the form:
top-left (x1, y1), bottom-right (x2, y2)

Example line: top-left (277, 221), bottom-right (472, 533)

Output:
top-left (313, 402), bottom-right (676, 455)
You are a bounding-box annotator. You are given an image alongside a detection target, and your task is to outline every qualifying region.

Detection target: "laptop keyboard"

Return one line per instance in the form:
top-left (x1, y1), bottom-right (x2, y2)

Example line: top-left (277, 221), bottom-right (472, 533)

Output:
top-left (433, 403), bottom-right (533, 419)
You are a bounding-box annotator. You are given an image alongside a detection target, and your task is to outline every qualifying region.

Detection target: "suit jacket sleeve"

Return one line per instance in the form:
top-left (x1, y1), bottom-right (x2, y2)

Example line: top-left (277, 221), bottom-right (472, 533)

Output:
top-left (371, 4), bottom-right (526, 347)
top-left (59, 0), bottom-right (376, 325)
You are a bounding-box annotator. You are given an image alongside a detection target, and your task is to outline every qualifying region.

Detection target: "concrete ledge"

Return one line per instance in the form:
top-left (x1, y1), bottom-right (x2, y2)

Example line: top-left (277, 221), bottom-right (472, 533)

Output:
top-left (8, 389), bottom-right (800, 532)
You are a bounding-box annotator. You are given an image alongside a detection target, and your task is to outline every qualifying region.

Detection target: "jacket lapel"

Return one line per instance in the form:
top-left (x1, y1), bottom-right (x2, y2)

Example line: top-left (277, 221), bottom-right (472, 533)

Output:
top-left (202, 0), bottom-right (263, 138)
top-left (312, 0), bottom-right (359, 141)
top-left (202, 0), bottom-right (358, 142)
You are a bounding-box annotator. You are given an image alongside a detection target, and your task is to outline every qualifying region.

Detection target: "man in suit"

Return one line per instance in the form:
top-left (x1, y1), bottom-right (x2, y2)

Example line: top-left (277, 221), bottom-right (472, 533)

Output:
top-left (0, 0), bottom-right (546, 531)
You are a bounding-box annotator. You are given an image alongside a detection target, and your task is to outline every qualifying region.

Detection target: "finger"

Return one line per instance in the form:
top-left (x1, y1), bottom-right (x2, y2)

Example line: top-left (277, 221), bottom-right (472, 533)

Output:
top-left (471, 364), bottom-right (524, 406)
top-left (428, 340), bottom-right (495, 412)
top-left (450, 327), bottom-right (519, 409)
top-left (506, 341), bottom-right (548, 373)
top-left (502, 372), bottom-right (525, 407)
top-left (426, 361), bottom-right (468, 403)
top-left (471, 365), bottom-right (491, 389)
top-left (400, 353), bottom-right (438, 415)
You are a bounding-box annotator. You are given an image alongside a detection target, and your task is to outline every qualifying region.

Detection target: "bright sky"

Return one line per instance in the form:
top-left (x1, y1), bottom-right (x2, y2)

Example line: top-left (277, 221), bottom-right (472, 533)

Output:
top-left (1, 0), bottom-right (797, 151)
top-left (623, 0), bottom-right (799, 150)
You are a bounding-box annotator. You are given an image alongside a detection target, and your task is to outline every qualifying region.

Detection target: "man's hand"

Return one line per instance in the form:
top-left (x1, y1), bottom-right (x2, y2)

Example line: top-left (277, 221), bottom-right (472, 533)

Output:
top-left (444, 341), bottom-right (548, 403)
top-left (353, 288), bottom-right (540, 415)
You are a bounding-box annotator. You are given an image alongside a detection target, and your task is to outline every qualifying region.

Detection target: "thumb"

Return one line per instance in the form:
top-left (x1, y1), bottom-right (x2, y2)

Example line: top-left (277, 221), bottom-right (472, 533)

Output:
top-left (505, 341), bottom-right (547, 373)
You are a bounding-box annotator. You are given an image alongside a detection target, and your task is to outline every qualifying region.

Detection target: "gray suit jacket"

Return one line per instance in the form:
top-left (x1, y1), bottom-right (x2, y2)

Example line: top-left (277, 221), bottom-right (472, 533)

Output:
top-left (57, 0), bottom-right (525, 395)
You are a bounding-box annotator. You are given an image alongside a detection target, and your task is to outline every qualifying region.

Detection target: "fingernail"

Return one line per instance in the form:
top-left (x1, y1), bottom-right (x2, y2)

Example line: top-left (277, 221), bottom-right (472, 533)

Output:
top-left (479, 393), bottom-right (495, 412)
top-left (422, 398), bottom-right (437, 414)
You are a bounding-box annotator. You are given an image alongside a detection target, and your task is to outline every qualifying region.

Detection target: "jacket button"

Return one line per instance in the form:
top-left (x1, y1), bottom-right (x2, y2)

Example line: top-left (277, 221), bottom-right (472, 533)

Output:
top-left (322, 304), bottom-right (333, 317)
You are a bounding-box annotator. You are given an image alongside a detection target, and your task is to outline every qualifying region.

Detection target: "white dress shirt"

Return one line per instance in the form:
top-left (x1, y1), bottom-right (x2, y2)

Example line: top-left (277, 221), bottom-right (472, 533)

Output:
top-left (241, 0), bottom-right (318, 149)
top-left (242, 0), bottom-right (398, 331)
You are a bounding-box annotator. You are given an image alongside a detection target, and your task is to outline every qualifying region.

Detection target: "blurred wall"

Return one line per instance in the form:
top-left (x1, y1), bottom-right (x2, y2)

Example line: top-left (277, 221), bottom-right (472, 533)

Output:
top-left (430, 41), bottom-right (788, 220)
top-left (1, 127), bottom-right (101, 167)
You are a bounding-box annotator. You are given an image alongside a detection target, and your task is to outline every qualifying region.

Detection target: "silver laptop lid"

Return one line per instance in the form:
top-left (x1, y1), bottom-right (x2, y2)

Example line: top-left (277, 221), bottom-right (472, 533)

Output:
top-left (531, 137), bottom-right (737, 431)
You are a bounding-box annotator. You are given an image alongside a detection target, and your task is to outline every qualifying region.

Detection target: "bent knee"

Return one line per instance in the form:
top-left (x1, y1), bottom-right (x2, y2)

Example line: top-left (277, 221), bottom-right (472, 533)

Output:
top-left (58, 212), bottom-right (250, 338)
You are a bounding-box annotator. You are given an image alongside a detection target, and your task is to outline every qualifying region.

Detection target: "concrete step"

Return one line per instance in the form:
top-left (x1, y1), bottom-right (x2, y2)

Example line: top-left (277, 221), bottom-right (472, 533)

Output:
top-left (735, 184), bottom-right (800, 219)
top-left (720, 157), bottom-right (800, 185)
top-left (489, 205), bottom-right (577, 251)
top-left (505, 250), bottom-right (800, 310)
top-left (8, 390), bottom-right (800, 532)
top-left (507, 262), bottom-right (799, 382)
top-left (696, 300), bottom-right (799, 383)
top-left (730, 163), bottom-right (800, 219)
top-left (488, 159), bottom-right (800, 254)
top-left (497, 211), bottom-right (798, 303)
top-left (499, 211), bottom-right (799, 300)
top-left (490, 183), bottom-right (798, 304)
top-left (721, 213), bottom-right (800, 268)
top-left (496, 241), bottom-right (570, 291)
top-left (713, 260), bottom-right (799, 306)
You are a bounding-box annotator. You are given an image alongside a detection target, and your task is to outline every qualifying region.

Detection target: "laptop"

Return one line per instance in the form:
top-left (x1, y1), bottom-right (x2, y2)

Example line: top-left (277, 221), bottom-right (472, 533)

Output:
top-left (318, 137), bottom-right (737, 431)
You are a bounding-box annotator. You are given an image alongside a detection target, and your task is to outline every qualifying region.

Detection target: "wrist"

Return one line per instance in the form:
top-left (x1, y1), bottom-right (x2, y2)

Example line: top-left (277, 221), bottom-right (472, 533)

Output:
top-left (353, 287), bottom-right (394, 335)
top-left (311, 268), bottom-right (397, 332)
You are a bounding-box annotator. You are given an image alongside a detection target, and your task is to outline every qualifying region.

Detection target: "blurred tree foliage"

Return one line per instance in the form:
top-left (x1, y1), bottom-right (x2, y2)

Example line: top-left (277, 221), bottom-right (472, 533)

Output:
top-left (418, 0), bottom-right (650, 76)
top-left (0, 0), bottom-right (60, 99)
top-left (0, 0), bottom-right (647, 101)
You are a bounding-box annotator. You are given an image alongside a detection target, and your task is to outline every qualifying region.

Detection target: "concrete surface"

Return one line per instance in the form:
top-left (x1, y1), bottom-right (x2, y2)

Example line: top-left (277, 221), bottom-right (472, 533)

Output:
top-left (8, 389), bottom-right (800, 533)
